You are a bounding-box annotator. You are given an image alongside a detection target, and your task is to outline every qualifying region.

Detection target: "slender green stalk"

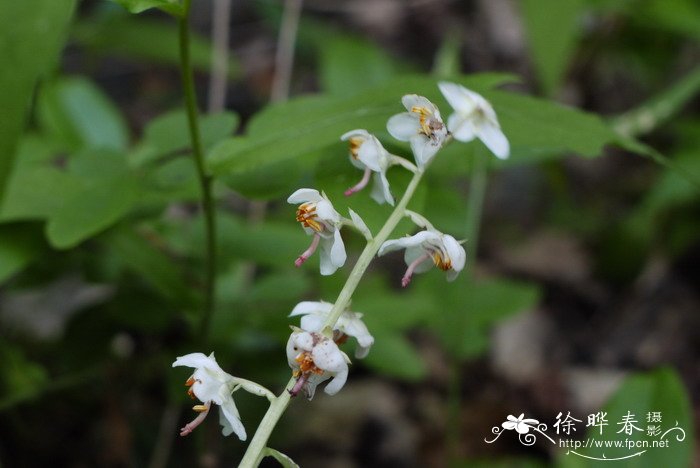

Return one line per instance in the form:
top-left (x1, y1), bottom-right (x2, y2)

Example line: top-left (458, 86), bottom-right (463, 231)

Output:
top-left (179, 0), bottom-right (217, 344)
top-left (238, 169), bottom-right (426, 467)
top-left (446, 146), bottom-right (489, 462)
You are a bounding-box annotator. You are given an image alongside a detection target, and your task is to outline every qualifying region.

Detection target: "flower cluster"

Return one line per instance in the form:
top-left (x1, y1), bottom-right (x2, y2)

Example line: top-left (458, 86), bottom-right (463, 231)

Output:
top-left (172, 82), bottom-right (509, 441)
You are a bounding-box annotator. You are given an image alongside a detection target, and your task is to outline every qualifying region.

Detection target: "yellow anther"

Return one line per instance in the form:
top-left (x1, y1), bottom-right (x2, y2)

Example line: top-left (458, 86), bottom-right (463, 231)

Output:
top-left (432, 252), bottom-right (452, 271)
top-left (192, 405), bottom-right (209, 413)
top-left (296, 203), bottom-right (324, 232)
top-left (411, 106), bottom-right (433, 136)
top-left (348, 137), bottom-right (363, 159)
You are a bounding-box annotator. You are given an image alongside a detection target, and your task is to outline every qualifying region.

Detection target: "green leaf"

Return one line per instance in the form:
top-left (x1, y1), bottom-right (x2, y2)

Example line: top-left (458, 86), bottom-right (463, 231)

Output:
top-left (111, 0), bottom-right (184, 16)
top-left (262, 447), bottom-right (300, 468)
top-left (0, 0), bottom-right (76, 203)
top-left (0, 137), bottom-right (81, 222)
top-left (45, 150), bottom-right (139, 249)
top-left (556, 368), bottom-right (693, 468)
top-left (0, 225), bottom-right (45, 284)
top-left (431, 278), bottom-right (541, 360)
top-left (363, 332), bottom-right (427, 381)
top-left (521, 0), bottom-right (585, 96)
top-left (208, 73), bottom-right (620, 178)
top-left (131, 110), bottom-right (238, 166)
top-left (105, 227), bottom-right (196, 307)
top-left (37, 76), bottom-right (130, 152)
top-left (637, 0), bottom-right (700, 41)
top-left (73, 14), bottom-right (239, 80)
top-left (319, 35), bottom-right (398, 96)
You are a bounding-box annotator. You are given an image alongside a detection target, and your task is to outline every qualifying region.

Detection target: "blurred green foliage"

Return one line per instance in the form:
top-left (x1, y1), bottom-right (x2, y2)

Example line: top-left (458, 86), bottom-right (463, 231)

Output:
top-left (1, 0), bottom-right (699, 466)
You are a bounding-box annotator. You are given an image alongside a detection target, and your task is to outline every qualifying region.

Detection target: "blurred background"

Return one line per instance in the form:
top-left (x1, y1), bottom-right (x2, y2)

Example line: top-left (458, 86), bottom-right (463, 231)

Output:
top-left (1, 0), bottom-right (699, 466)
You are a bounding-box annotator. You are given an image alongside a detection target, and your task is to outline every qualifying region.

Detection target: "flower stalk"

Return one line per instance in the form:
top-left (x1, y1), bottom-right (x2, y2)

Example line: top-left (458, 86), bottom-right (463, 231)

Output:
top-left (179, 0), bottom-right (217, 344)
top-left (238, 168), bottom-right (425, 467)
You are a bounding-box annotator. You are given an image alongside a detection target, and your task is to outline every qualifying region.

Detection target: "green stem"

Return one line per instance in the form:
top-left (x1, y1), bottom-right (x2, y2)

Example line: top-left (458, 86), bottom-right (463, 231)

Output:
top-left (179, 0), bottom-right (217, 345)
top-left (446, 145), bottom-right (489, 463)
top-left (323, 169), bottom-right (425, 328)
top-left (238, 169), bottom-right (426, 467)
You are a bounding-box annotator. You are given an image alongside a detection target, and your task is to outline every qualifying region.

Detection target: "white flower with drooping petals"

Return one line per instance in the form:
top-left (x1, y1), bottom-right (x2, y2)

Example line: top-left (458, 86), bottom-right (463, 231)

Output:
top-left (340, 129), bottom-right (394, 206)
top-left (378, 227), bottom-right (466, 287)
top-left (172, 352), bottom-right (246, 440)
top-left (288, 188), bottom-right (346, 275)
top-left (438, 81), bottom-right (509, 159)
top-left (387, 95), bottom-right (447, 167)
top-left (286, 329), bottom-right (351, 400)
top-left (290, 301), bottom-right (374, 359)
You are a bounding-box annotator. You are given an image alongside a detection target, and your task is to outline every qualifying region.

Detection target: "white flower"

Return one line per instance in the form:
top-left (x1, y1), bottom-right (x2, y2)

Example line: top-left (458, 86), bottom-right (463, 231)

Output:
top-left (387, 95), bottom-right (447, 167)
top-left (438, 81), bottom-right (509, 159)
top-left (340, 129), bottom-right (394, 206)
top-left (288, 188), bottom-right (346, 275)
top-left (289, 301), bottom-right (374, 359)
top-left (502, 414), bottom-right (539, 434)
top-left (378, 228), bottom-right (466, 287)
top-left (286, 329), bottom-right (351, 399)
top-left (172, 352), bottom-right (246, 440)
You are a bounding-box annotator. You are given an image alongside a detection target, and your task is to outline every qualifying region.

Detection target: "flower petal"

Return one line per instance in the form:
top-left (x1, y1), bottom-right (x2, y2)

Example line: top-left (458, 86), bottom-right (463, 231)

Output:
top-left (319, 231), bottom-right (346, 275)
top-left (289, 301), bottom-right (332, 317)
top-left (502, 421), bottom-right (517, 430)
top-left (438, 81), bottom-right (478, 115)
top-left (443, 234), bottom-right (466, 273)
top-left (370, 172), bottom-right (394, 206)
top-left (409, 135), bottom-right (440, 167)
top-left (387, 113), bottom-right (418, 141)
top-left (287, 188), bottom-right (322, 204)
top-left (403, 245), bottom-right (434, 273)
top-left (219, 396), bottom-right (246, 440)
top-left (349, 208), bottom-right (372, 240)
top-left (356, 136), bottom-right (385, 172)
top-left (299, 314), bottom-right (325, 333)
top-left (447, 114), bottom-right (477, 142)
top-left (340, 128), bottom-right (370, 141)
top-left (401, 94), bottom-right (436, 113)
top-left (172, 352), bottom-right (213, 370)
top-left (315, 199), bottom-right (340, 224)
top-left (378, 231), bottom-right (438, 256)
top-left (476, 122), bottom-right (510, 159)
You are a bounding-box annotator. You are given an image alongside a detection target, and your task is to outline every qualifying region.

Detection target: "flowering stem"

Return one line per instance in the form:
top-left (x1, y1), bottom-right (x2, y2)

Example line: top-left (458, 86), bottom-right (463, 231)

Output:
top-left (238, 169), bottom-right (426, 467)
top-left (179, 0), bottom-right (217, 344)
top-left (323, 168), bottom-right (425, 328)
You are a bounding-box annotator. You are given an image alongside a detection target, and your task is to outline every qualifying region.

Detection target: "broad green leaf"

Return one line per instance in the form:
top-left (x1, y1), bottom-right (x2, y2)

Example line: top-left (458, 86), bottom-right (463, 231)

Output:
top-left (73, 15), bottom-right (238, 77)
top-left (105, 227), bottom-right (196, 307)
top-left (37, 77), bottom-right (129, 152)
top-left (45, 150), bottom-right (139, 249)
top-left (111, 0), bottom-right (183, 16)
top-left (262, 448), bottom-right (299, 468)
top-left (0, 137), bottom-right (81, 222)
top-left (638, 0), bottom-right (700, 41)
top-left (131, 110), bottom-right (238, 166)
top-left (0, 225), bottom-right (45, 284)
top-left (431, 278), bottom-right (541, 360)
top-left (521, 0), bottom-right (585, 96)
top-left (363, 331), bottom-right (427, 381)
top-left (0, 0), bottom-right (75, 202)
top-left (208, 73), bottom-right (620, 179)
top-left (319, 35), bottom-right (398, 96)
top-left (556, 368), bottom-right (693, 468)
